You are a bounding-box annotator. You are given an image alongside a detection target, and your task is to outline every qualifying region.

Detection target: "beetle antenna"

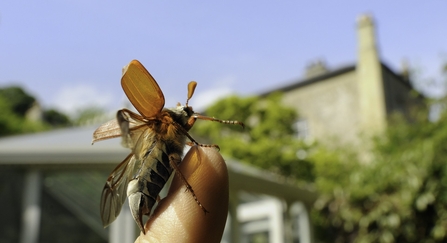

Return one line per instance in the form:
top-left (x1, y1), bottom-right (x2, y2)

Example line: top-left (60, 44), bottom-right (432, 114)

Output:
top-left (186, 81), bottom-right (197, 107)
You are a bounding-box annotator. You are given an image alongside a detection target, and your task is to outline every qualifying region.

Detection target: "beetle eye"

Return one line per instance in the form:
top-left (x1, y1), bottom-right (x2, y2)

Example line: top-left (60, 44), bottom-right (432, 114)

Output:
top-left (183, 106), bottom-right (193, 115)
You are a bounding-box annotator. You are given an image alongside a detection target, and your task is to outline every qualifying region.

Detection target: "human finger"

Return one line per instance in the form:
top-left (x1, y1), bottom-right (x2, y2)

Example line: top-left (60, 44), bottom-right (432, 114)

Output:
top-left (135, 146), bottom-right (229, 243)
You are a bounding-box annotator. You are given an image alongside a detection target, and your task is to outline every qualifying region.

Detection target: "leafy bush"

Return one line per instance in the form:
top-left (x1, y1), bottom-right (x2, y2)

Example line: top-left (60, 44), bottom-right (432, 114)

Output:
top-left (312, 111), bottom-right (447, 242)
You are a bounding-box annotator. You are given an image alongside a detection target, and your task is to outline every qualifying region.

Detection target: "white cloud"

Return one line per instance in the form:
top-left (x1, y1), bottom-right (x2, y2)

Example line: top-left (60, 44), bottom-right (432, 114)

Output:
top-left (190, 88), bottom-right (233, 112)
top-left (51, 84), bottom-right (115, 116)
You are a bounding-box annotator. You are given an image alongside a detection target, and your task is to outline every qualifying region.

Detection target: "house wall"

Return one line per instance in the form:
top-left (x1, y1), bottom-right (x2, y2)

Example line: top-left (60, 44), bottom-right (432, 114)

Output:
top-left (267, 15), bottom-right (424, 146)
top-left (281, 70), bottom-right (361, 145)
top-left (382, 68), bottom-right (425, 120)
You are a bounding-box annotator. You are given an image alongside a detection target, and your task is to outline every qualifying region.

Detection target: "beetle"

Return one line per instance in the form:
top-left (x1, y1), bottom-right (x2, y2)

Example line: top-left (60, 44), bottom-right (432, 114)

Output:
top-left (92, 60), bottom-right (243, 234)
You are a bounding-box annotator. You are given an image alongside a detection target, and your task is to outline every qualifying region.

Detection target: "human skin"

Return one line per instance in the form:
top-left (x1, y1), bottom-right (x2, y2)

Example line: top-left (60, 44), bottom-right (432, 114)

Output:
top-left (134, 146), bottom-right (229, 243)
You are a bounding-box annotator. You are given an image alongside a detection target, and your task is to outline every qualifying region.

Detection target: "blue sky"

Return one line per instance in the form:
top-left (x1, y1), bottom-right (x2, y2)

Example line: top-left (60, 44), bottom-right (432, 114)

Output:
top-left (0, 1), bottom-right (446, 115)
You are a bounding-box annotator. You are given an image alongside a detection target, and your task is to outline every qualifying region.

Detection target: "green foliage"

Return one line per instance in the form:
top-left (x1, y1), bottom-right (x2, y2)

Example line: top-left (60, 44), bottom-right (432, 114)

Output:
top-left (0, 95), bottom-right (49, 136)
top-left (42, 109), bottom-right (71, 127)
top-left (312, 110), bottom-right (447, 242)
top-left (193, 92), bottom-right (314, 181)
top-left (0, 86), bottom-right (35, 116)
top-left (0, 85), bottom-right (71, 136)
top-left (0, 95), bottom-right (23, 135)
top-left (194, 61), bottom-right (447, 242)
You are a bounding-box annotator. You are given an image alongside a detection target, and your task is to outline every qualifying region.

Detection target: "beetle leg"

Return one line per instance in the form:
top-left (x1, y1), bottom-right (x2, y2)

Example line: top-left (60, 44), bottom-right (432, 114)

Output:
top-left (172, 122), bottom-right (220, 150)
top-left (169, 154), bottom-right (209, 214)
top-left (186, 141), bottom-right (220, 150)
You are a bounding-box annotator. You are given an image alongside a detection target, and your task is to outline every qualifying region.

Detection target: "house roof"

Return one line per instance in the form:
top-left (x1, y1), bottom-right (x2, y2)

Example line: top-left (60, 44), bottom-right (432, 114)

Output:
top-left (259, 62), bottom-right (413, 97)
top-left (260, 64), bottom-right (355, 96)
top-left (0, 126), bottom-right (127, 168)
top-left (0, 126), bottom-right (317, 205)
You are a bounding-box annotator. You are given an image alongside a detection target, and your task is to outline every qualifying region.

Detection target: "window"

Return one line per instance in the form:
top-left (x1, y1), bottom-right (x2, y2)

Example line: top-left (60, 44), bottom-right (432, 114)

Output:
top-left (294, 119), bottom-right (309, 139)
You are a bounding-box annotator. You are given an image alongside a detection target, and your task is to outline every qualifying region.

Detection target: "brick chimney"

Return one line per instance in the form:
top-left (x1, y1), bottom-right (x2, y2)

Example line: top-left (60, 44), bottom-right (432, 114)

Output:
top-left (357, 14), bottom-right (386, 134)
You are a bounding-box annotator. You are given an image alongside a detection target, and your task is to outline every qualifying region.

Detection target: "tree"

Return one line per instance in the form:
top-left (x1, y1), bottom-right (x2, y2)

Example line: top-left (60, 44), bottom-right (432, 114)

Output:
top-left (0, 85), bottom-right (71, 136)
top-left (311, 109), bottom-right (447, 242)
top-left (0, 86), bottom-right (35, 117)
top-left (42, 109), bottom-right (71, 127)
top-left (192, 92), bottom-right (314, 181)
top-left (0, 95), bottom-right (23, 136)
top-left (309, 61), bottom-right (447, 243)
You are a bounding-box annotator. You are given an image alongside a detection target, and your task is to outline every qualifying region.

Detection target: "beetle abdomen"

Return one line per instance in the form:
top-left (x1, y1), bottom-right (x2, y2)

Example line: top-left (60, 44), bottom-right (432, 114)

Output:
top-left (126, 140), bottom-right (182, 233)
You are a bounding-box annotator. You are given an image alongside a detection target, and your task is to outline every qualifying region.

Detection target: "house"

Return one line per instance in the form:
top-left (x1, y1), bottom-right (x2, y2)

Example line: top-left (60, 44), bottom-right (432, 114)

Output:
top-left (261, 15), bottom-right (423, 145)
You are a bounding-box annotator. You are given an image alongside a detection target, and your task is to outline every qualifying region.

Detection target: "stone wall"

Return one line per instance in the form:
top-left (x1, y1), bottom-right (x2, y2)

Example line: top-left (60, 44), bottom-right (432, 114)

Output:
top-left (281, 70), bottom-right (360, 145)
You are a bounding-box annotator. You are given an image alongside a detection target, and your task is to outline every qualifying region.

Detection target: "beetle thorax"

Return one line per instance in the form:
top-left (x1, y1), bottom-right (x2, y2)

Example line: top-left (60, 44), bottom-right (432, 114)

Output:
top-left (165, 105), bottom-right (194, 127)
